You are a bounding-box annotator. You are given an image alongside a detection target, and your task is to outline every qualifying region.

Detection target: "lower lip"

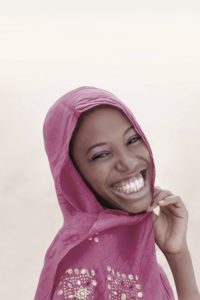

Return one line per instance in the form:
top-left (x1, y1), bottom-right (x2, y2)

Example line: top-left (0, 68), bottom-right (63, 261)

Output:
top-left (111, 177), bottom-right (149, 200)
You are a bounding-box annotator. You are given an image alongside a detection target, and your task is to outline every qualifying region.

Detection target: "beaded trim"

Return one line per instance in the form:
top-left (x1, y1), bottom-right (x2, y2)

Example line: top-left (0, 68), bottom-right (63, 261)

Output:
top-left (55, 266), bottom-right (143, 299)
top-left (56, 268), bottom-right (97, 299)
top-left (106, 266), bottom-right (143, 299)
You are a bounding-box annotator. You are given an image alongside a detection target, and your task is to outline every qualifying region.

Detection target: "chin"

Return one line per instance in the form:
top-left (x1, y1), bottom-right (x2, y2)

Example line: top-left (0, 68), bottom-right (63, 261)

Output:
top-left (120, 199), bottom-right (151, 214)
top-left (126, 207), bottom-right (147, 215)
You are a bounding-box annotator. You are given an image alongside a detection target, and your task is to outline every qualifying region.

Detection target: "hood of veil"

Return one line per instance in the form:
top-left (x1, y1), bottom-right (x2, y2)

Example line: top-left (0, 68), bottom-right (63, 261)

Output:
top-left (44, 86), bottom-right (155, 217)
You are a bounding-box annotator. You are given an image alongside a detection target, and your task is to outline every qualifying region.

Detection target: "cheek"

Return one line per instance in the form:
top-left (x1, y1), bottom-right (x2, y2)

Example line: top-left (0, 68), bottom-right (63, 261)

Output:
top-left (141, 146), bottom-right (152, 164)
top-left (85, 164), bottom-right (110, 191)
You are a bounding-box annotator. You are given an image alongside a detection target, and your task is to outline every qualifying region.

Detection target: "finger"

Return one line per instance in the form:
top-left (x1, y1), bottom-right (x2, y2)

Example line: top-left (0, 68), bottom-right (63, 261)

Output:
top-left (153, 190), bottom-right (173, 205)
top-left (147, 189), bottom-right (173, 212)
top-left (158, 195), bottom-right (188, 218)
top-left (158, 195), bottom-right (183, 208)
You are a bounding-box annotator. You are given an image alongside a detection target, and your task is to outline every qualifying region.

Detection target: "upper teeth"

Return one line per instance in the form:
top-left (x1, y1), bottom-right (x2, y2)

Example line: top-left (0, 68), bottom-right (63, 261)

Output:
top-left (112, 172), bottom-right (144, 194)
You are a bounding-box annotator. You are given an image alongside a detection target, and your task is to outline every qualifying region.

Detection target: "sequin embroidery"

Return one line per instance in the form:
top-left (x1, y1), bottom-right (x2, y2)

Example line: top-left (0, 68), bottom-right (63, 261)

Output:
top-left (106, 266), bottom-right (143, 299)
top-left (56, 268), bottom-right (97, 299)
top-left (88, 233), bottom-right (99, 243)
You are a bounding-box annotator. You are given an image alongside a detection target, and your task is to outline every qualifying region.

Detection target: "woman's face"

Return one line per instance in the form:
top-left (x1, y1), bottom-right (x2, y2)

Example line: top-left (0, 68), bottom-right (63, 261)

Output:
top-left (71, 106), bottom-right (153, 213)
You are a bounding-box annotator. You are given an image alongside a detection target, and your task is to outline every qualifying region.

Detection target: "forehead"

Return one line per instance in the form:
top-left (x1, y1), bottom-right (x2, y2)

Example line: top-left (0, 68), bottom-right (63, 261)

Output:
top-left (69, 106), bottom-right (135, 155)
top-left (77, 106), bottom-right (132, 133)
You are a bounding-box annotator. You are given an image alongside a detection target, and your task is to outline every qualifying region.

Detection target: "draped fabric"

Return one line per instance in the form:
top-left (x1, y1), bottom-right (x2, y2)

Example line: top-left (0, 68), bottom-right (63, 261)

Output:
top-left (34, 86), bottom-right (175, 300)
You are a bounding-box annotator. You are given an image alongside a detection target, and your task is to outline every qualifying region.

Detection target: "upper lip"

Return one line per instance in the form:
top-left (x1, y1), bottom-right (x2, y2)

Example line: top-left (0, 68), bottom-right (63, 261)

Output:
top-left (111, 167), bottom-right (147, 186)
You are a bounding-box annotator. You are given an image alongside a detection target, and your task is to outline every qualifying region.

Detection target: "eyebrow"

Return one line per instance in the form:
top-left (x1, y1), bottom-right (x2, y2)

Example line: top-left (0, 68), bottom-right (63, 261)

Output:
top-left (86, 125), bottom-right (134, 154)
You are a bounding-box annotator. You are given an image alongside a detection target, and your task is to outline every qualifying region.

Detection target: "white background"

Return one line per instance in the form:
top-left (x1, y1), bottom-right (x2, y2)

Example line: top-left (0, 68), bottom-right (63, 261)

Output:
top-left (1, 1), bottom-right (200, 299)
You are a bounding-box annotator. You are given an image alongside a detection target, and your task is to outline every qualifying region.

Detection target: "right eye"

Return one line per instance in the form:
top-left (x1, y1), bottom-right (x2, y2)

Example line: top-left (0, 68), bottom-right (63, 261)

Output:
top-left (91, 151), bottom-right (110, 161)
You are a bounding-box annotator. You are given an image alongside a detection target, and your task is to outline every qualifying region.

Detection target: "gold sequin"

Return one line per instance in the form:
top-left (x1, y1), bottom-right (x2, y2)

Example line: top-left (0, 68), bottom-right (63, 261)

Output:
top-left (121, 293), bottom-right (127, 300)
top-left (128, 274), bottom-right (133, 280)
top-left (88, 233), bottom-right (100, 243)
top-left (75, 286), bottom-right (90, 299)
top-left (107, 265), bottom-right (112, 272)
top-left (57, 289), bottom-right (63, 296)
top-left (91, 280), bottom-right (97, 286)
top-left (121, 274), bottom-right (126, 279)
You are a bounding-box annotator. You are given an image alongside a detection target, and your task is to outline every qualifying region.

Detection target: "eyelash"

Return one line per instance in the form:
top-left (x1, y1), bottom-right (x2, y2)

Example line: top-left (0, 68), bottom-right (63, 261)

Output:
top-left (91, 135), bottom-right (141, 161)
top-left (91, 151), bottom-right (110, 161)
top-left (127, 134), bottom-right (141, 145)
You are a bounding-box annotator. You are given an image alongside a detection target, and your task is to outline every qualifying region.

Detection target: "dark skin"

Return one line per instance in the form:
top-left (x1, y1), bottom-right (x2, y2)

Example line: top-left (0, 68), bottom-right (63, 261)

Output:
top-left (70, 106), bottom-right (200, 299)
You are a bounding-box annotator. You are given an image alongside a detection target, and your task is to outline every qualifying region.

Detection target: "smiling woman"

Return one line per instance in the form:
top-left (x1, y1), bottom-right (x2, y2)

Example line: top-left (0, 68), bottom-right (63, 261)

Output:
top-left (70, 106), bottom-right (152, 214)
top-left (34, 86), bottom-right (200, 300)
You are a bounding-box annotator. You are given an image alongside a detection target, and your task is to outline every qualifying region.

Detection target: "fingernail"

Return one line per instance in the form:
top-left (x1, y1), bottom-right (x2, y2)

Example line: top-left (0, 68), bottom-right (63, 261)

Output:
top-left (159, 200), bottom-right (164, 205)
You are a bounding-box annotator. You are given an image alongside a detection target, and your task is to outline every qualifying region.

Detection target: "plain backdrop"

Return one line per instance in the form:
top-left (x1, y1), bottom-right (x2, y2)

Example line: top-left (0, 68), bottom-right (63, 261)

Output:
top-left (1, 1), bottom-right (200, 299)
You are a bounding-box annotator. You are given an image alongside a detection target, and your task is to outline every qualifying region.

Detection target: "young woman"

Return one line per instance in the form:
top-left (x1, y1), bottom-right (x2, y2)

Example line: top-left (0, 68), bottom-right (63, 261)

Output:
top-left (34, 86), bottom-right (199, 300)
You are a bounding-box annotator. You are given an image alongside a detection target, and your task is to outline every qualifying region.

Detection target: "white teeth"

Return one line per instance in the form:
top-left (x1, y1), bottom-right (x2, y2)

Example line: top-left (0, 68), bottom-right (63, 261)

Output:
top-left (138, 177), bottom-right (143, 185)
top-left (112, 172), bottom-right (145, 194)
top-left (134, 180), bottom-right (139, 191)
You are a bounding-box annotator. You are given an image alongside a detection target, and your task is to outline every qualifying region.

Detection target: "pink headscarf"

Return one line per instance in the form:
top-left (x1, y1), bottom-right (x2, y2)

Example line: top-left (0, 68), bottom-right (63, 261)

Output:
top-left (34, 86), bottom-right (175, 300)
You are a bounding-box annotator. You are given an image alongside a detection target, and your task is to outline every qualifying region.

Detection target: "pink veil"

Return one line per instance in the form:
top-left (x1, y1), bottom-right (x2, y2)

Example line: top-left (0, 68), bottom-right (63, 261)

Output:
top-left (34, 86), bottom-right (175, 300)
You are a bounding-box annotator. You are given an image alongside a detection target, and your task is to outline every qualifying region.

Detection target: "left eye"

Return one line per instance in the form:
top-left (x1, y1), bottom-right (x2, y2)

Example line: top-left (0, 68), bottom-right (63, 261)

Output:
top-left (91, 151), bottom-right (110, 161)
top-left (127, 135), bottom-right (141, 145)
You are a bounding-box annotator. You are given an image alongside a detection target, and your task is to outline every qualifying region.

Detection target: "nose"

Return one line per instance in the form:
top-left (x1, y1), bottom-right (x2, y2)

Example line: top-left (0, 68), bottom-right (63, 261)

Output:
top-left (115, 150), bottom-right (139, 173)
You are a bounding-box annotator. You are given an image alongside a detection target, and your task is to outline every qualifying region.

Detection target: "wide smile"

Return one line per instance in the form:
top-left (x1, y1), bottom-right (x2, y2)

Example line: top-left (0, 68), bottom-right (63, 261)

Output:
top-left (111, 169), bottom-right (149, 199)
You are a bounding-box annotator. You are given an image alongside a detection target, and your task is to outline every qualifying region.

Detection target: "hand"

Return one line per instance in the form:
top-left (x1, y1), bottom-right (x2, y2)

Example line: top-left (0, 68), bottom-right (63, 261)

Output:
top-left (147, 186), bottom-right (188, 256)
